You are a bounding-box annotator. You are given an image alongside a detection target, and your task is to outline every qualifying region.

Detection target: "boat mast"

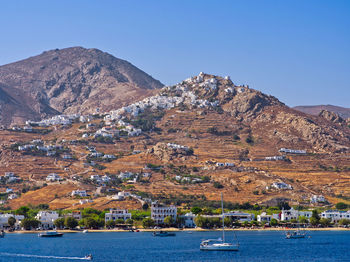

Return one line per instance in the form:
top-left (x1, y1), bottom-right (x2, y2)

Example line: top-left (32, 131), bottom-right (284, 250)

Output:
top-left (221, 193), bottom-right (225, 242)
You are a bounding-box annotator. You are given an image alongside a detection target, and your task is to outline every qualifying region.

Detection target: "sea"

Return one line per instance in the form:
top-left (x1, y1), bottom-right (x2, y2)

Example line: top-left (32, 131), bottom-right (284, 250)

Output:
top-left (0, 231), bottom-right (349, 262)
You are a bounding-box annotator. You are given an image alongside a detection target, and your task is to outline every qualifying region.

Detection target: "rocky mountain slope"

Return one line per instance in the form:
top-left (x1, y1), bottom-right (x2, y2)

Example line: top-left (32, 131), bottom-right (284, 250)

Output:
top-left (0, 47), bottom-right (163, 126)
top-left (0, 73), bottom-right (349, 210)
top-left (294, 105), bottom-right (350, 119)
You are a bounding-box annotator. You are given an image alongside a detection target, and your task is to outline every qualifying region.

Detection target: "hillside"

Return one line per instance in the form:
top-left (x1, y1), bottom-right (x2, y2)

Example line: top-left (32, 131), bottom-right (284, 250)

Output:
top-left (294, 105), bottom-right (350, 119)
top-left (0, 47), bottom-right (163, 126)
top-left (0, 73), bottom-right (349, 211)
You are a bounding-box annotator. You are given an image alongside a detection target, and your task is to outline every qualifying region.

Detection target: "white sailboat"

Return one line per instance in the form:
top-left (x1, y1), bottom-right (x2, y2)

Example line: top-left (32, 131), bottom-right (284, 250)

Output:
top-left (200, 193), bottom-right (239, 251)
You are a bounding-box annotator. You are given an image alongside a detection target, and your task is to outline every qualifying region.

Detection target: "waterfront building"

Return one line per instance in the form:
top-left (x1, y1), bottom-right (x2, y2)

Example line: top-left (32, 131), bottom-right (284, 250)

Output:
top-left (151, 201), bottom-right (177, 225)
top-left (0, 214), bottom-right (24, 229)
top-left (320, 210), bottom-right (350, 223)
top-left (35, 211), bottom-right (59, 230)
top-left (180, 212), bottom-right (196, 228)
top-left (280, 208), bottom-right (312, 221)
top-left (105, 209), bottom-right (131, 223)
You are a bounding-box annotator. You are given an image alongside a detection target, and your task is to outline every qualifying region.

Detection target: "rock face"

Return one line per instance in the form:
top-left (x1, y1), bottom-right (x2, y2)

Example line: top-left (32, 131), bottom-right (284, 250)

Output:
top-left (0, 47), bottom-right (163, 126)
top-left (147, 142), bottom-right (194, 162)
top-left (319, 110), bottom-right (344, 123)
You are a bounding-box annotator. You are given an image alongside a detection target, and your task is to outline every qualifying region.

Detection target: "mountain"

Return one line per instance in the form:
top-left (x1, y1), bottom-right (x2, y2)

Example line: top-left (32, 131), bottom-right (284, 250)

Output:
top-left (0, 47), bottom-right (163, 126)
top-left (294, 105), bottom-right (350, 119)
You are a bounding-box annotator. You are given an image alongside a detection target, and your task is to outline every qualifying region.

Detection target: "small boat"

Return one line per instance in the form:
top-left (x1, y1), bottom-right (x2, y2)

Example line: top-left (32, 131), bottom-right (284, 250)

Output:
top-left (200, 193), bottom-right (239, 251)
top-left (0, 230), bottom-right (5, 238)
top-left (285, 230), bottom-right (306, 239)
top-left (38, 231), bottom-right (63, 237)
top-left (82, 230), bottom-right (89, 233)
top-left (152, 231), bottom-right (176, 237)
top-left (84, 254), bottom-right (93, 260)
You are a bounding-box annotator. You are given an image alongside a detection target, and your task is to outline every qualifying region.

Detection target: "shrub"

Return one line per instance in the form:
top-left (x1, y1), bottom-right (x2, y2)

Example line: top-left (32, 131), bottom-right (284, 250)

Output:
top-left (213, 181), bottom-right (224, 189)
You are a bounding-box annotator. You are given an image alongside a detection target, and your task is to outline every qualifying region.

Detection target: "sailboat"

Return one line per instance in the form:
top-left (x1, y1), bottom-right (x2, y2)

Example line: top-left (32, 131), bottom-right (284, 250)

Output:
top-left (200, 193), bottom-right (239, 251)
top-left (285, 208), bottom-right (306, 239)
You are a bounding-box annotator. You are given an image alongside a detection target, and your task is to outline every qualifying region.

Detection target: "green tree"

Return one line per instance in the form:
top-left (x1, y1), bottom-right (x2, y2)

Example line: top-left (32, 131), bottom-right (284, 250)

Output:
top-left (270, 218), bottom-right (278, 226)
top-left (142, 203), bottom-right (149, 210)
top-left (164, 216), bottom-right (174, 227)
top-left (15, 206), bottom-right (30, 217)
top-left (310, 217), bottom-right (319, 226)
top-left (54, 218), bottom-right (65, 229)
top-left (312, 210), bottom-right (320, 220)
top-left (319, 218), bottom-right (331, 227)
top-left (338, 219), bottom-right (350, 226)
top-left (290, 218), bottom-right (297, 224)
top-left (21, 218), bottom-right (40, 230)
top-left (213, 181), bottom-right (224, 189)
top-left (335, 202), bottom-right (348, 210)
top-left (8, 216), bottom-right (16, 228)
top-left (64, 217), bottom-right (78, 229)
top-left (83, 217), bottom-right (99, 229)
top-left (115, 219), bottom-right (125, 224)
top-left (142, 217), bottom-right (155, 228)
top-left (190, 207), bottom-right (202, 215)
top-left (125, 219), bottom-right (134, 225)
top-left (105, 220), bottom-right (115, 228)
top-left (299, 216), bottom-right (308, 224)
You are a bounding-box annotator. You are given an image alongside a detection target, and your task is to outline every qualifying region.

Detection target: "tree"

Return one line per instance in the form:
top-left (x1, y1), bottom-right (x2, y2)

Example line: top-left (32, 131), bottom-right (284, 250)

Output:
top-left (299, 216), bottom-right (308, 224)
top-left (21, 218), bottom-right (40, 230)
top-left (64, 217), bottom-right (78, 229)
top-left (277, 201), bottom-right (291, 210)
top-left (15, 206), bottom-right (30, 217)
top-left (164, 216), bottom-right (174, 227)
top-left (142, 217), bottom-right (155, 228)
top-left (319, 218), bottom-right (331, 227)
top-left (54, 218), bottom-right (65, 229)
top-left (338, 219), bottom-right (350, 226)
top-left (142, 203), bottom-right (149, 211)
top-left (83, 217), bottom-right (99, 229)
top-left (8, 216), bottom-right (16, 228)
top-left (190, 207), bottom-right (202, 215)
top-left (213, 181), bottom-right (224, 189)
top-left (312, 210), bottom-right (320, 220)
top-left (105, 220), bottom-right (115, 228)
top-left (309, 217), bottom-right (319, 226)
top-left (335, 202), bottom-right (348, 210)
top-left (125, 219), bottom-right (134, 225)
top-left (270, 218), bottom-right (278, 226)
top-left (115, 219), bottom-right (125, 224)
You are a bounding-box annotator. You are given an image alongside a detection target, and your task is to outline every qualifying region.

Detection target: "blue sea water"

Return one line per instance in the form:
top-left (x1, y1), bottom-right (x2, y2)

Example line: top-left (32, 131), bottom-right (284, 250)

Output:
top-left (0, 231), bottom-right (349, 262)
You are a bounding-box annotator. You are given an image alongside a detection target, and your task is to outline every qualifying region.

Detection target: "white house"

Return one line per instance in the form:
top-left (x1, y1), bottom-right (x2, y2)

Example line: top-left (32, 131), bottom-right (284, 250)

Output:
top-left (257, 212), bottom-right (279, 223)
top-left (105, 209), bottom-right (131, 223)
top-left (321, 210), bottom-right (350, 223)
top-left (151, 202), bottom-right (177, 225)
top-left (71, 190), bottom-right (88, 197)
top-left (180, 212), bottom-right (196, 228)
top-left (280, 208), bottom-right (312, 221)
top-left (35, 211), bottom-right (59, 230)
top-left (271, 182), bottom-right (292, 190)
top-left (8, 193), bottom-right (18, 200)
top-left (224, 211), bottom-right (255, 222)
top-left (279, 148), bottom-right (306, 154)
top-left (46, 173), bottom-right (62, 182)
top-left (310, 195), bottom-right (326, 204)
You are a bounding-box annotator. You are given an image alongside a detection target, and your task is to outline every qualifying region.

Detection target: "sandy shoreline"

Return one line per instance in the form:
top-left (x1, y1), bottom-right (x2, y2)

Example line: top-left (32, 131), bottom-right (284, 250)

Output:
top-left (5, 227), bottom-right (350, 234)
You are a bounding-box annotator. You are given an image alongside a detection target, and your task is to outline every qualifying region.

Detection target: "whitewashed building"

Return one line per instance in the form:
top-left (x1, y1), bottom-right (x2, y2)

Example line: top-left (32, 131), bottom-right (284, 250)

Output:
top-left (151, 202), bottom-right (177, 224)
top-left (105, 209), bottom-right (131, 223)
top-left (310, 195), bottom-right (326, 204)
top-left (320, 210), bottom-right (350, 223)
top-left (257, 212), bottom-right (279, 223)
top-left (180, 212), bottom-right (196, 228)
top-left (71, 190), bottom-right (88, 197)
top-left (280, 208), bottom-right (312, 221)
top-left (35, 211), bottom-right (59, 230)
top-left (46, 173), bottom-right (62, 182)
top-left (0, 214), bottom-right (24, 229)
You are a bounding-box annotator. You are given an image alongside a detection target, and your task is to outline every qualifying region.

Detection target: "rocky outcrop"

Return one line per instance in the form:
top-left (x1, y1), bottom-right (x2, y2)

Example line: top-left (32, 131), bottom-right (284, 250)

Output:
top-left (147, 142), bottom-right (194, 162)
top-left (0, 47), bottom-right (163, 126)
top-left (319, 110), bottom-right (344, 124)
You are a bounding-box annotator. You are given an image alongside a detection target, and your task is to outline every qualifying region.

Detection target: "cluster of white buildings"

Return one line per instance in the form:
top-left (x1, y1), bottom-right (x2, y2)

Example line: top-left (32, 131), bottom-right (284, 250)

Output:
top-left (215, 162), bottom-right (235, 167)
top-left (166, 143), bottom-right (189, 151)
top-left (71, 189), bottom-right (88, 197)
top-left (270, 182), bottom-right (293, 190)
top-left (279, 148), bottom-right (307, 154)
top-left (280, 208), bottom-right (312, 221)
top-left (90, 175), bottom-right (111, 184)
top-left (35, 211), bottom-right (59, 230)
top-left (46, 173), bottom-right (62, 182)
top-left (310, 195), bottom-right (327, 204)
top-left (321, 210), bottom-right (350, 223)
top-left (175, 175), bottom-right (203, 184)
top-left (265, 155), bottom-right (286, 161)
top-left (26, 114), bottom-right (80, 127)
top-left (0, 172), bottom-right (20, 183)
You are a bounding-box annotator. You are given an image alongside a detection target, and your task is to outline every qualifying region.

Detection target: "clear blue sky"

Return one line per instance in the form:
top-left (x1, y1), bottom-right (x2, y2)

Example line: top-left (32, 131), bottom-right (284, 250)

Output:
top-left (0, 0), bottom-right (349, 107)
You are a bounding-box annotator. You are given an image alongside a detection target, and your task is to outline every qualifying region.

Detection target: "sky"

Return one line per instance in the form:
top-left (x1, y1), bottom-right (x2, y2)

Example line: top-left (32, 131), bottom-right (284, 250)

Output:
top-left (0, 0), bottom-right (349, 107)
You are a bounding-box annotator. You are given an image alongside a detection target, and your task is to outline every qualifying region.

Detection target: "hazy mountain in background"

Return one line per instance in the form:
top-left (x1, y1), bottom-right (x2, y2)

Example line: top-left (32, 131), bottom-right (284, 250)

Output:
top-left (294, 105), bottom-right (350, 119)
top-left (0, 47), bottom-right (163, 126)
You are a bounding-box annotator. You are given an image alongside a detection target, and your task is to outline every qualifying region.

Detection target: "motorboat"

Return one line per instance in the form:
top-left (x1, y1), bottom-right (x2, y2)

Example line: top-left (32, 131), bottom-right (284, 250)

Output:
top-left (285, 230), bottom-right (306, 239)
top-left (84, 254), bottom-right (93, 260)
top-left (152, 231), bottom-right (176, 237)
top-left (200, 193), bottom-right (239, 251)
top-left (38, 231), bottom-right (63, 237)
top-left (82, 230), bottom-right (89, 233)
